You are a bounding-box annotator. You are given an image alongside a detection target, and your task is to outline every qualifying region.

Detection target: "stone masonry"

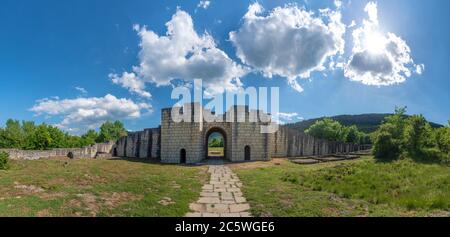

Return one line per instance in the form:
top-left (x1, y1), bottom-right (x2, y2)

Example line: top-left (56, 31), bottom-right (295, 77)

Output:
top-left (114, 103), bottom-right (362, 164)
top-left (1, 141), bottom-right (115, 160)
top-left (185, 164), bottom-right (251, 217)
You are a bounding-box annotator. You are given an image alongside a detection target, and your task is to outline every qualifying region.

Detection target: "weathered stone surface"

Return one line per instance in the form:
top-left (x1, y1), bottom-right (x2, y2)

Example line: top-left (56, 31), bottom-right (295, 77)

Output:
top-left (229, 204), bottom-right (250, 213)
top-left (206, 204), bottom-right (229, 213)
top-left (189, 203), bottom-right (206, 212)
top-left (185, 212), bottom-right (202, 217)
top-left (1, 141), bottom-right (115, 160)
top-left (186, 164), bottom-right (252, 217)
top-left (197, 197), bottom-right (221, 204)
top-left (202, 213), bottom-right (220, 217)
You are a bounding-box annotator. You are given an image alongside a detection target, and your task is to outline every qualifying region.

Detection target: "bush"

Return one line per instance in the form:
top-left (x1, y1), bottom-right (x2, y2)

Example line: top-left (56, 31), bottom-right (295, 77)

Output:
top-left (0, 151), bottom-right (10, 170)
top-left (372, 107), bottom-right (449, 163)
top-left (372, 128), bottom-right (402, 160)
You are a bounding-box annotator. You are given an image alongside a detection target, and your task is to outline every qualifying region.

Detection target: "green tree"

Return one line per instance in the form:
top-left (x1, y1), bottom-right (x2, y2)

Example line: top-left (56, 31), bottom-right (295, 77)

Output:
top-left (404, 115), bottom-right (435, 156)
top-left (372, 107), bottom-right (408, 160)
top-left (81, 129), bottom-right (99, 146)
top-left (209, 138), bottom-right (224, 147)
top-left (0, 119), bottom-right (24, 148)
top-left (96, 121), bottom-right (127, 143)
top-left (435, 122), bottom-right (450, 154)
top-left (305, 118), bottom-right (343, 141)
top-left (343, 125), bottom-right (360, 143)
top-left (29, 124), bottom-right (52, 150)
top-left (47, 125), bottom-right (68, 148)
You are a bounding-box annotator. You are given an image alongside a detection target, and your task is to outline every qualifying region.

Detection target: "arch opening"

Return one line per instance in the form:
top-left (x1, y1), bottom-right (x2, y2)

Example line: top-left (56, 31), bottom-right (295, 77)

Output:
top-left (245, 145), bottom-right (251, 161)
top-left (206, 128), bottom-right (226, 160)
top-left (180, 149), bottom-right (187, 164)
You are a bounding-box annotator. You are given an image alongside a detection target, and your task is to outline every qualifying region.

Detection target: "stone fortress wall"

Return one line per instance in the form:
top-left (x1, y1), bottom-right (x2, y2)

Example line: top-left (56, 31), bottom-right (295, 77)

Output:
top-left (271, 126), bottom-right (360, 158)
top-left (2, 104), bottom-right (360, 162)
top-left (114, 103), bottom-right (361, 164)
top-left (1, 141), bottom-right (115, 160)
top-left (114, 128), bottom-right (161, 159)
top-left (159, 103), bottom-right (273, 164)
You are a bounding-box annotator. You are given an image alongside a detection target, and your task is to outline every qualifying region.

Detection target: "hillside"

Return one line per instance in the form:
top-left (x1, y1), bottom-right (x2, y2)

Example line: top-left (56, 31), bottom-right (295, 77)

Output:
top-left (285, 114), bottom-right (443, 133)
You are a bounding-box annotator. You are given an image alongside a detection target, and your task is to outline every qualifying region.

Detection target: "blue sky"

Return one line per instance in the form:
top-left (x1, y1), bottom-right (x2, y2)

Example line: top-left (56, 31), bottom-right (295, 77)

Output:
top-left (0, 0), bottom-right (449, 133)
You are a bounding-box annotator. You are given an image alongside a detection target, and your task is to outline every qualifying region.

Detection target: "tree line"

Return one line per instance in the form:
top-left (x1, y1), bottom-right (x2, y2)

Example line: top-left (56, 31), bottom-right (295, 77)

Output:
top-left (208, 138), bottom-right (224, 148)
top-left (304, 108), bottom-right (449, 163)
top-left (305, 118), bottom-right (371, 144)
top-left (0, 120), bottom-right (127, 150)
top-left (372, 107), bottom-right (449, 163)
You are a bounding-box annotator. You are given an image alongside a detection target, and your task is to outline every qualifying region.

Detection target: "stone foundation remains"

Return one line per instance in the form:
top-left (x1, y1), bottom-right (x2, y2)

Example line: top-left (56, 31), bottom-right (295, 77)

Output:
top-left (1, 141), bottom-right (115, 160)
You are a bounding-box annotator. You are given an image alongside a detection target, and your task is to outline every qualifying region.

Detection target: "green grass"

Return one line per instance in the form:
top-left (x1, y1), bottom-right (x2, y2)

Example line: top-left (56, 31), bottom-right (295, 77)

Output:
top-left (0, 158), bottom-right (207, 217)
top-left (208, 147), bottom-right (224, 157)
top-left (233, 157), bottom-right (450, 217)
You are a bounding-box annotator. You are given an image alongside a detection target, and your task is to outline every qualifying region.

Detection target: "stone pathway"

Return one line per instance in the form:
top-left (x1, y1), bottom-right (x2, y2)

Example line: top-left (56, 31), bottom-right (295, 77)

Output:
top-left (185, 164), bottom-right (251, 217)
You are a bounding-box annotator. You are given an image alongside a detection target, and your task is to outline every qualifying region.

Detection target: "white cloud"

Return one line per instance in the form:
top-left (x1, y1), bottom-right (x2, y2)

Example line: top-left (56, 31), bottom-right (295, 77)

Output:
top-left (229, 3), bottom-right (346, 92)
top-left (348, 20), bottom-right (356, 28)
top-left (109, 72), bottom-right (151, 98)
top-left (274, 112), bottom-right (304, 124)
top-left (115, 9), bottom-right (246, 96)
top-left (75, 87), bottom-right (87, 95)
top-left (30, 94), bottom-right (151, 132)
top-left (197, 1), bottom-right (211, 10)
top-left (364, 2), bottom-right (378, 25)
top-left (415, 64), bottom-right (425, 75)
top-left (344, 2), bottom-right (423, 86)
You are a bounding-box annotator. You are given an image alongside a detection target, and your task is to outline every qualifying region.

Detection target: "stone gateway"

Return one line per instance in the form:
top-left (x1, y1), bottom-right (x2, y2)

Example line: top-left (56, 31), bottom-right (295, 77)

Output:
top-left (114, 103), bottom-right (361, 164)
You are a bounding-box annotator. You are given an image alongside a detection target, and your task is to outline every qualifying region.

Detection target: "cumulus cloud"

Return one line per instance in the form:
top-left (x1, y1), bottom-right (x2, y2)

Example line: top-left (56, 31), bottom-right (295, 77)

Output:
top-left (344, 2), bottom-right (423, 86)
top-left (114, 9), bottom-right (246, 96)
top-left (109, 72), bottom-right (151, 98)
top-left (30, 94), bottom-right (151, 132)
top-left (273, 112), bottom-right (304, 124)
top-left (229, 3), bottom-right (346, 92)
top-left (197, 1), bottom-right (211, 10)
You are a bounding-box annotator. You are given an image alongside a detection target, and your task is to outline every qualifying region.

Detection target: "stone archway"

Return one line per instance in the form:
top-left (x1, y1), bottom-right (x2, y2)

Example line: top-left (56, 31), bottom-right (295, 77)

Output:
top-left (205, 127), bottom-right (227, 160)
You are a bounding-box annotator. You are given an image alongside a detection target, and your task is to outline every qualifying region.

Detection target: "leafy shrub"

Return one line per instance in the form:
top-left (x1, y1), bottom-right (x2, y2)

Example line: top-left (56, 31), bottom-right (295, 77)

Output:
top-left (372, 124), bottom-right (403, 160)
top-left (0, 151), bottom-right (10, 170)
top-left (372, 107), bottom-right (449, 163)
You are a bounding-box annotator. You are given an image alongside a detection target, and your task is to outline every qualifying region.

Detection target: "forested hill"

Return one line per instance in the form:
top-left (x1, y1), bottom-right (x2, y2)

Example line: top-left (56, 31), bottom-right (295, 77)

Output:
top-left (285, 114), bottom-right (443, 133)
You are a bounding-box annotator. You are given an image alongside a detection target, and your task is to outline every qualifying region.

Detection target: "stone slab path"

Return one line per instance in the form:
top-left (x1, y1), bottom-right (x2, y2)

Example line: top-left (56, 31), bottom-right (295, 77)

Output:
top-left (185, 164), bottom-right (252, 217)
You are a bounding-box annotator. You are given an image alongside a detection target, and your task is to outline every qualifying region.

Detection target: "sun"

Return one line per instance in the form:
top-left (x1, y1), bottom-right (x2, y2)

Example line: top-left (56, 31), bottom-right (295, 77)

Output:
top-left (364, 30), bottom-right (387, 54)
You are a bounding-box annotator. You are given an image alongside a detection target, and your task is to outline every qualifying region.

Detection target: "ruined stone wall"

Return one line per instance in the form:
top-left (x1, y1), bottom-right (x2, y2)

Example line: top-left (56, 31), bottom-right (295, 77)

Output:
top-left (271, 126), bottom-right (360, 157)
top-left (228, 106), bottom-right (271, 162)
top-left (0, 141), bottom-right (115, 160)
top-left (115, 104), bottom-right (361, 164)
top-left (114, 128), bottom-right (160, 159)
top-left (158, 104), bottom-right (272, 164)
top-left (160, 103), bottom-right (204, 164)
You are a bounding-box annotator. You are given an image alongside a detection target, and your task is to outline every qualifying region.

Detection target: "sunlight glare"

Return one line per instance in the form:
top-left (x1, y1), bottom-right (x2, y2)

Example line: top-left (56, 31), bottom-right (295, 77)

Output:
top-left (364, 30), bottom-right (387, 54)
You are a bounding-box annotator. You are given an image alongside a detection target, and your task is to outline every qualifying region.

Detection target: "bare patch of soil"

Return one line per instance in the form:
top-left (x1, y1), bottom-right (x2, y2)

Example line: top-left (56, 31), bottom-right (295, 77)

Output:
top-left (101, 192), bottom-right (143, 209)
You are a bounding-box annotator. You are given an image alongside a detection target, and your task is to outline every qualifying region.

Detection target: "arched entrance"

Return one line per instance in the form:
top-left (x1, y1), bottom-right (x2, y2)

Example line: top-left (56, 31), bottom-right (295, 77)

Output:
top-left (180, 149), bottom-right (186, 164)
top-left (245, 145), bottom-right (251, 161)
top-left (205, 128), bottom-right (226, 160)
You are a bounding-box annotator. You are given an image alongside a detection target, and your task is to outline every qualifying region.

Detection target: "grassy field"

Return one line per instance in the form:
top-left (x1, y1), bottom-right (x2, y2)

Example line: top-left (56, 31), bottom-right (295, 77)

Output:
top-left (230, 157), bottom-right (450, 217)
top-left (208, 147), bottom-right (224, 157)
top-left (0, 158), bottom-right (207, 217)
